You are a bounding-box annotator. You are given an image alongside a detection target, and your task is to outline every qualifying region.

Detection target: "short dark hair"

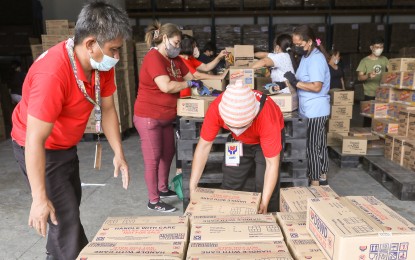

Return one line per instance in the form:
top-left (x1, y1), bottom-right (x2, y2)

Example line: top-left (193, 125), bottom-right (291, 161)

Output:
top-left (202, 41), bottom-right (216, 53)
top-left (370, 36), bottom-right (384, 45)
top-left (180, 34), bottom-right (195, 56)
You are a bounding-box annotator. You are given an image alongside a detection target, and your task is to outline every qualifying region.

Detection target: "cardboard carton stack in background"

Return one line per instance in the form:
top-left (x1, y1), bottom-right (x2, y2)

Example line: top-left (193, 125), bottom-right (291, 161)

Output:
top-left (242, 25), bottom-right (269, 52)
top-left (327, 90), bottom-right (353, 147)
top-left (375, 58), bottom-right (415, 169)
top-left (215, 25), bottom-right (242, 52)
top-left (184, 25), bottom-right (212, 51)
top-left (78, 216), bottom-right (189, 259)
top-left (41, 20), bottom-right (73, 52)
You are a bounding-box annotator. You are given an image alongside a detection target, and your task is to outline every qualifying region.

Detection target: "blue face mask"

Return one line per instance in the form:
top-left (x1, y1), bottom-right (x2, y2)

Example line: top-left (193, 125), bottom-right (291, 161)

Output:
top-left (89, 42), bottom-right (119, 71)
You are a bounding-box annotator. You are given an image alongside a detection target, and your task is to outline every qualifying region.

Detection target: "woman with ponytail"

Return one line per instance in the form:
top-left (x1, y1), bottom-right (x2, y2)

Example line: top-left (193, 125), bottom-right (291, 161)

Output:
top-left (283, 25), bottom-right (331, 187)
top-left (252, 34), bottom-right (297, 94)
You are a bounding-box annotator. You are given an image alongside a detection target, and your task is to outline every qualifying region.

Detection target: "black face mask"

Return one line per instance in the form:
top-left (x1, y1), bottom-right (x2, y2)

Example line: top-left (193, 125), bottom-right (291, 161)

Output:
top-left (294, 45), bottom-right (307, 56)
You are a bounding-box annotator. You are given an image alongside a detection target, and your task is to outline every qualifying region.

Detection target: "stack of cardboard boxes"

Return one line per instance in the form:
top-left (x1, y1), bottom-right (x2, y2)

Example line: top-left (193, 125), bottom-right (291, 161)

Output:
top-left (327, 90), bottom-right (353, 150)
top-left (374, 58), bottom-right (415, 170)
top-left (78, 216), bottom-right (189, 259)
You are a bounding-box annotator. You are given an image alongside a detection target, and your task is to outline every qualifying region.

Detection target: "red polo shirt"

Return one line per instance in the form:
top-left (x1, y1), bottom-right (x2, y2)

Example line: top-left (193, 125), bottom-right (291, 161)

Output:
top-left (179, 56), bottom-right (203, 97)
top-left (200, 90), bottom-right (284, 158)
top-left (134, 49), bottom-right (189, 120)
top-left (11, 41), bottom-right (116, 150)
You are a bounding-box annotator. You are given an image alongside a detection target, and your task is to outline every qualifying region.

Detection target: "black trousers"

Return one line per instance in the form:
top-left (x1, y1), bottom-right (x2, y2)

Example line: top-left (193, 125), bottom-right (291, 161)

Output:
top-left (13, 141), bottom-right (88, 260)
top-left (221, 130), bottom-right (284, 212)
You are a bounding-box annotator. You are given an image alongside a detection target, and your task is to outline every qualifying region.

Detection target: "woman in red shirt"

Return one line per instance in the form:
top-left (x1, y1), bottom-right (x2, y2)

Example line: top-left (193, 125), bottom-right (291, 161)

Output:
top-left (179, 34), bottom-right (227, 97)
top-left (134, 21), bottom-right (198, 212)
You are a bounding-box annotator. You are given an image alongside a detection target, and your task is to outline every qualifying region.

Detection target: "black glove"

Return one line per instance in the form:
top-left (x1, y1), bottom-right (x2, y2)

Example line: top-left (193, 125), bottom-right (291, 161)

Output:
top-left (284, 71), bottom-right (299, 88)
top-left (187, 80), bottom-right (204, 88)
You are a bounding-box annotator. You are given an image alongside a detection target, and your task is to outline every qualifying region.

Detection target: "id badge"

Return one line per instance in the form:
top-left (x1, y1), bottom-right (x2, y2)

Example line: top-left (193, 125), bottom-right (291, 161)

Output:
top-left (94, 142), bottom-right (102, 170)
top-left (225, 142), bottom-right (241, 166)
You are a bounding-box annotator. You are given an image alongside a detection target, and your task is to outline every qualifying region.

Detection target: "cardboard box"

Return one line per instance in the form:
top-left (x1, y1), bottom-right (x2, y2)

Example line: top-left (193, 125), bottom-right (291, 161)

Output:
top-left (276, 212), bottom-right (327, 260)
top-left (190, 223), bottom-right (284, 243)
top-left (201, 69), bottom-right (229, 91)
top-left (381, 71), bottom-right (415, 89)
top-left (184, 200), bottom-right (258, 217)
top-left (269, 93), bottom-right (298, 113)
top-left (233, 45), bottom-right (254, 67)
top-left (229, 67), bottom-right (254, 89)
top-left (388, 58), bottom-right (415, 72)
top-left (403, 141), bottom-right (415, 170)
top-left (185, 254), bottom-right (293, 260)
top-left (330, 105), bottom-right (353, 119)
top-left (395, 89), bottom-right (415, 104)
top-left (177, 96), bottom-right (216, 117)
top-left (102, 216), bottom-right (188, 228)
top-left (92, 224), bottom-right (188, 243)
top-left (407, 112), bottom-right (415, 138)
top-left (306, 196), bottom-right (415, 260)
top-left (398, 110), bottom-right (411, 136)
top-left (190, 214), bottom-right (276, 226)
top-left (190, 187), bottom-right (261, 206)
top-left (45, 20), bottom-right (69, 35)
top-left (78, 241), bottom-right (186, 259)
top-left (340, 135), bottom-right (369, 155)
top-left (389, 102), bottom-right (415, 119)
top-left (186, 241), bottom-right (291, 258)
top-left (360, 100), bottom-right (388, 118)
top-left (393, 136), bottom-right (411, 165)
top-left (327, 132), bottom-right (344, 147)
top-left (327, 119), bottom-right (350, 133)
top-left (329, 90), bottom-right (354, 105)
top-left (375, 85), bottom-right (398, 103)
top-left (280, 186), bottom-right (338, 212)
top-left (384, 133), bottom-right (399, 160)
top-left (348, 127), bottom-right (373, 137)
top-left (371, 118), bottom-right (399, 136)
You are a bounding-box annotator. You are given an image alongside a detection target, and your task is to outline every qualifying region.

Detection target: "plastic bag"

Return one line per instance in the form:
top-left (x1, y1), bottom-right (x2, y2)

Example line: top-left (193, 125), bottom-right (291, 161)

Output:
top-left (169, 173), bottom-right (183, 200)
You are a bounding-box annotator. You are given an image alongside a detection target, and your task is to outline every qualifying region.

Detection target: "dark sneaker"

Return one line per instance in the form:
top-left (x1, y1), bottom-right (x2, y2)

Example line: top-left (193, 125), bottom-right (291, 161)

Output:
top-left (159, 189), bottom-right (178, 198)
top-left (319, 174), bottom-right (328, 185)
top-left (147, 201), bottom-right (176, 212)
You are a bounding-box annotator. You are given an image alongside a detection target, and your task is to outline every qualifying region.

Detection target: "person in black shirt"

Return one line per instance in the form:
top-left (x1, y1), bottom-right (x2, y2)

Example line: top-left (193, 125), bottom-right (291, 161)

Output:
top-left (328, 49), bottom-right (345, 90)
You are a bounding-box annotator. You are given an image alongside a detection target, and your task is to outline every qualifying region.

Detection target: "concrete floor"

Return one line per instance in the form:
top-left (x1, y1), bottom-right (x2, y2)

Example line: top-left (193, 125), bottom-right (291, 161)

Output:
top-left (1, 132), bottom-right (415, 259)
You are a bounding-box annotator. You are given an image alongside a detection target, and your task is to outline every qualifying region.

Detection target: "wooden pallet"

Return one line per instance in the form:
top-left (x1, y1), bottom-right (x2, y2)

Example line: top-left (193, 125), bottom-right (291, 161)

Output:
top-left (328, 146), bottom-right (384, 168)
top-left (362, 155), bottom-right (415, 201)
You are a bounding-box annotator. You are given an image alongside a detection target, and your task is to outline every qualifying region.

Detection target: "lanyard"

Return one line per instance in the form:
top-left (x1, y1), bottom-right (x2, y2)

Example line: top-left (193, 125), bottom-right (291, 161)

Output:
top-left (65, 38), bottom-right (102, 135)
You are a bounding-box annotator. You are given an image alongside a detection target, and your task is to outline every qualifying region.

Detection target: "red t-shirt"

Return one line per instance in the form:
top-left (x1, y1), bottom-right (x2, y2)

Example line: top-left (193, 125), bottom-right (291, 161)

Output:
top-left (134, 49), bottom-right (189, 120)
top-left (200, 91), bottom-right (285, 158)
top-left (11, 41), bottom-right (116, 150)
top-left (179, 56), bottom-right (202, 98)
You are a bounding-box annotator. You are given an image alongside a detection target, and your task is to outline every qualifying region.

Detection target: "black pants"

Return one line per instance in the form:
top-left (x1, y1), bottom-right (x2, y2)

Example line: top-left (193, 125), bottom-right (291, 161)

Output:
top-left (13, 141), bottom-right (88, 260)
top-left (221, 130), bottom-right (284, 212)
top-left (307, 116), bottom-right (329, 181)
top-left (363, 95), bottom-right (375, 127)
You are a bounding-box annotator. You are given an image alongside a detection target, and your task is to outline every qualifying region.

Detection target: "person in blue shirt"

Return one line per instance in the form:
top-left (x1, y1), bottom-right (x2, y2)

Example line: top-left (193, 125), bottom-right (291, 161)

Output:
top-left (284, 25), bottom-right (331, 186)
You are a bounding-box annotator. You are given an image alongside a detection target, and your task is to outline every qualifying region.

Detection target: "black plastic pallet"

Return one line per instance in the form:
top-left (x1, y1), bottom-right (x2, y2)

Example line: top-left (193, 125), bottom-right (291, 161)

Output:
top-left (284, 138), bottom-right (307, 160)
top-left (177, 135), bottom-right (227, 160)
top-left (362, 156), bottom-right (415, 201)
top-left (328, 146), bottom-right (384, 168)
top-left (283, 112), bottom-right (308, 139)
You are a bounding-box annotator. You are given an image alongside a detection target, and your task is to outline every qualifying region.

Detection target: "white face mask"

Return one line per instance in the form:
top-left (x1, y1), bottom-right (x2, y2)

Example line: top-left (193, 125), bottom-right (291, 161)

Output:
top-left (373, 48), bottom-right (383, 57)
top-left (334, 59), bottom-right (339, 65)
top-left (193, 47), bottom-right (200, 58)
top-left (90, 42), bottom-right (119, 71)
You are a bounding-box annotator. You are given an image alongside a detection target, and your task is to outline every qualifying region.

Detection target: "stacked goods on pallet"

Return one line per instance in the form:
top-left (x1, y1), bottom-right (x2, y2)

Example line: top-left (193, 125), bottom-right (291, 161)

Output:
top-left (275, 0), bottom-right (302, 7)
top-left (306, 196), bottom-right (415, 259)
top-left (78, 216), bottom-right (188, 259)
top-left (135, 42), bottom-right (147, 73)
top-left (131, 25), bottom-right (146, 42)
top-left (274, 24), bottom-right (298, 37)
top-left (0, 104), bottom-right (5, 141)
top-left (155, 0), bottom-right (182, 9)
top-left (116, 40), bottom-right (136, 129)
top-left (215, 25), bottom-right (242, 51)
top-left (335, 0), bottom-right (387, 7)
top-left (243, 0), bottom-right (269, 8)
top-left (183, 0), bottom-right (210, 9)
top-left (186, 210), bottom-right (293, 259)
top-left (400, 47), bottom-right (415, 58)
top-left (30, 44), bottom-right (43, 61)
top-left (393, 0), bottom-right (415, 6)
top-left (183, 25), bottom-right (212, 52)
top-left (389, 23), bottom-right (415, 53)
top-left (303, 0), bottom-right (330, 8)
top-left (332, 23), bottom-right (359, 53)
top-left (359, 23), bottom-right (386, 53)
top-left (184, 188), bottom-right (261, 217)
top-left (125, 0), bottom-right (151, 11)
top-left (41, 20), bottom-right (73, 52)
top-left (214, 0), bottom-right (241, 8)
top-left (0, 25), bottom-right (33, 55)
top-left (276, 212), bottom-right (327, 259)
top-left (327, 90), bottom-right (353, 145)
top-left (242, 25), bottom-right (269, 52)
top-left (279, 186), bottom-right (338, 213)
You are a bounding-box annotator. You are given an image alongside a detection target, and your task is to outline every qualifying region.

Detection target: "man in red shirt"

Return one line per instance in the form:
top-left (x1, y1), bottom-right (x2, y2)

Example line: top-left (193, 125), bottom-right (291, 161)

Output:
top-left (189, 80), bottom-right (284, 213)
top-left (11, 2), bottom-right (131, 259)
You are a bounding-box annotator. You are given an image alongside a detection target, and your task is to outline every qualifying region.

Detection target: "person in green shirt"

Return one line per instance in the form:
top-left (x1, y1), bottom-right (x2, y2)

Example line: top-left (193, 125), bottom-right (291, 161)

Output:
top-left (356, 36), bottom-right (389, 127)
